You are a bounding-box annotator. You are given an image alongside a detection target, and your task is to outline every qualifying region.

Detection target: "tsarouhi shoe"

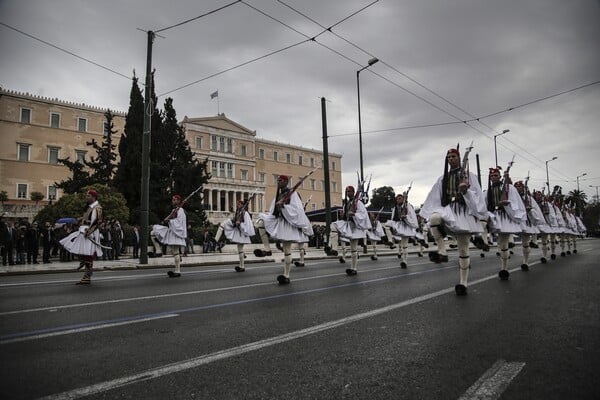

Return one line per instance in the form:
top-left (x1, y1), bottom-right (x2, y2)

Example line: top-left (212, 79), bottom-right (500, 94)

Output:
top-left (455, 284), bottom-right (467, 296)
top-left (294, 261), bottom-right (305, 267)
top-left (541, 257), bottom-right (547, 264)
top-left (253, 249), bottom-right (272, 257)
top-left (400, 262), bottom-right (407, 269)
top-left (167, 271), bottom-right (181, 278)
top-left (277, 275), bottom-right (290, 285)
top-left (235, 266), bottom-right (246, 272)
top-left (345, 268), bottom-right (357, 276)
top-left (339, 256), bottom-right (346, 264)
top-left (370, 255), bottom-right (378, 261)
top-left (324, 246), bottom-right (338, 256)
top-left (498, 270), bottom-right (510, 280)
top-left (521, 264), bottom-right (529, 271)
top-left (551, 254), bottom-right (556, 260)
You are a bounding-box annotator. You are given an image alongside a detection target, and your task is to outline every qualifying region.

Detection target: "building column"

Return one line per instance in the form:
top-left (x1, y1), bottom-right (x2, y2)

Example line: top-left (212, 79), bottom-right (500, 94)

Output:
top-left (224, 190), bottom-right (229, 213)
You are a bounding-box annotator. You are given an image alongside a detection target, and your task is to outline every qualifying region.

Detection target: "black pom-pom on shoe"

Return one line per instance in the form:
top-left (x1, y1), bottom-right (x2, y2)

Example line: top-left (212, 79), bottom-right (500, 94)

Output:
top-left (498, 270), bottom-right (510, 280)
top-left (521, 264), bottom-right (529, 271)
top-left (541, 257), bottom-right (547, 264)
top-left (235, 266), bottom-right (246, 272)
top-left (339, 256), bottom-right (346, 264)
top-left (345, 268), bottom-right (357, 276)
top-left (294, 261), bottom-right (305, 267)
top-left (455, 284), bottom-right (467, 296)
top-left (277, 275), bottom-right (290, 285)
top-left (400, 262), bottom-right (407, 269)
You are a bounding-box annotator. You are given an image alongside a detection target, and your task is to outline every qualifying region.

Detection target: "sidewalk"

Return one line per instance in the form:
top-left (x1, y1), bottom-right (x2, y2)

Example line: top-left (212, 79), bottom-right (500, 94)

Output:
top-left (0, 242), bottom-right (443, 276)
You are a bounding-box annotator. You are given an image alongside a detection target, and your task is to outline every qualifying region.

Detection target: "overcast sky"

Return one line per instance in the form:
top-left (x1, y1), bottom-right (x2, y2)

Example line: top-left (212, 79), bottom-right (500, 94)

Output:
top-left (2, 0), bottom-right (599, 206)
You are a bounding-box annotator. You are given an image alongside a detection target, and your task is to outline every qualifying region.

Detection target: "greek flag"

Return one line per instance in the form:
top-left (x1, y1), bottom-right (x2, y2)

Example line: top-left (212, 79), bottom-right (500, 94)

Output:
top-left (210, 90), bottom-right (218, 99)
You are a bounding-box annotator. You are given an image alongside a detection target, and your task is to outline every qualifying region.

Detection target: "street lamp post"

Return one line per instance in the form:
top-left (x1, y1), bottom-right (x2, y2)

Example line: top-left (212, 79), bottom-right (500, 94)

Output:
top-left (494, 129), bottom-right (509, 168)
top-left (545, 156), bottom-right (557, 193)
top-left (357, 57), bottom-right (379, 183)
top-left (576, 173), bottom-right (587, 191)
top-left (589, 185), bottom-right (600, 204)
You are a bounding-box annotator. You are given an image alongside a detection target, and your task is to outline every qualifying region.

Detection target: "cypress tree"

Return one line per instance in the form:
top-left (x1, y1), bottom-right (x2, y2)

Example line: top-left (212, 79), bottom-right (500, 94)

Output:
top-left (86, 110), bottom-right (118, 186)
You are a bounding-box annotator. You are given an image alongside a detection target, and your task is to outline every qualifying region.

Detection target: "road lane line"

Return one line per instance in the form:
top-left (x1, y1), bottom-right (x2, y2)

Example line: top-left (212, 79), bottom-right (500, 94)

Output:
top-left (36, 270), bottom-right (517, 400)
top-left (458, 359), bottom-right (525, 400)
top-left (0, 260), bottom-right (441, 316)
top-left (0, 314), bottom-right (178, 345)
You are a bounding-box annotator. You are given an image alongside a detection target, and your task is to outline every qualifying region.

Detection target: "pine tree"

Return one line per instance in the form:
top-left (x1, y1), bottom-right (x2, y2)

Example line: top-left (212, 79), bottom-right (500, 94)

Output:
top-left (113, 76), bottom-right (145, 222)
top-left (86, 110), bottom-right (118, 186)
top-left (55, 156), bottom-right (93, 194)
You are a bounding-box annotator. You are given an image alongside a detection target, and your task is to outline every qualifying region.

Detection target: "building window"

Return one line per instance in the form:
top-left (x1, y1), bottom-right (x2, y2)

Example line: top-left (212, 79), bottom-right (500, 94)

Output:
top-left (332, 182), bottom-right (337, 192)
top-left (20, 108), bottom-right (31, 124)
top-left (217, 137), bottom-right (225, 152)
top-left (211, 161), bottom-right (218, 177)
top-left (218, 162), bottom-right (225, 177)
top-left (241, 144), bottom-right (247, 156)
top-left (17, 143), bottom-right (30, 161)
top-left (298, 155), bottom-right (303, 165)
top-left (48, 147), bottom-right (60, 165)
top-left (286, 153), bottom-right (292, 163)
top-left (321, 180), bottom-right (325, 191)
top-left (226, 138), bottom-right (233, 153)
top-left (310, 179), bottom-right (316, 190)
top-left (78, 118), bottom-right (87, 132)
top-left (273, 151), bottom-right (278, 161)
top-left (331, 161), bottom-right (336, 171)
top-left (195, 136), bottom-right (202, 149)
top-left (273, 174), bottom-right (278, 184)
top-left (48, 185), bottom-right (57, 201)
top-left (310, 157), bottom-right (315, 167)
top-left (259, 172), bottom-right (265, 183)
top-left (241, 169), bottom-right (248, 180)
top-left (17, 183), bottom-right (28, 199)
top-left (311, 203), bottom-right (316, 211)
top-left (211, 136), bottom-right (217, 150)
top-left (76, 150), bottom-right (86, 163)
top-left (50, 112), bottom-right (60, 128)
top-left (259, 148), bottom-right (265, 159)
top-left (103, 121), bottom-right (111, 136)
top-left (226, 163), bottom-right (233, 178)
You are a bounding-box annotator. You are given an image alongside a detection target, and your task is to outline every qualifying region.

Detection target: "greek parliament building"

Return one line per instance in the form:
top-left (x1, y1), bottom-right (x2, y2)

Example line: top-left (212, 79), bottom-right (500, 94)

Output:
top-left (0, 87), bottom-right (343, 222)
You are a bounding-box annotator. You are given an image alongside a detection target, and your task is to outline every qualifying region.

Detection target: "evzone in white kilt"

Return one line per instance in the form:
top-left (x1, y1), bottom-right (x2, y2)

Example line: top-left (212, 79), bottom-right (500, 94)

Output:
top-left (59, 191), bottom-right (103, 284)
top-left (384, 197), bottom-right (418, 268)
top-left (215, 206), bottom-right (256, 272)
top-left (420, 155), bottom-right (487, 296)
top-left (150, 202), bottom-right (187, 277)
top-left (365, 218), bottom-right (385, 260)
top-left (326, 187), bottom-right (371, 275)
top-left (530, 193), bottom-right (553, 263)
top-left (254, 177), bottom-right (313, 284)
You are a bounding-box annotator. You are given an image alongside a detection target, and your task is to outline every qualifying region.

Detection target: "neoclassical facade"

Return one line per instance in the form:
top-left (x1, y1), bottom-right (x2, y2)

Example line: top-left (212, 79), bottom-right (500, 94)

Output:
top-left (0, 87), bottom-right (343, 222)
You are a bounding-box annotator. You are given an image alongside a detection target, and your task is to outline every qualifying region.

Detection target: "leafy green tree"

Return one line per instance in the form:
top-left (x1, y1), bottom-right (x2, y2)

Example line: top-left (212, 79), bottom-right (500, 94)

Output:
top-left (0, 190), bottom-right (8, 206)
top-left (30, 191), bottom-right (44, 205)
top-left (566, 189), bottom-right (588, 216)
top-left (370, 186), bottom-right (396, 209)
top-left (54, 157), bottom-right (93, 194)
top-left (34, 184), bottom-right (129, 225)
top-left (86, 110), bottom-right (118, 186)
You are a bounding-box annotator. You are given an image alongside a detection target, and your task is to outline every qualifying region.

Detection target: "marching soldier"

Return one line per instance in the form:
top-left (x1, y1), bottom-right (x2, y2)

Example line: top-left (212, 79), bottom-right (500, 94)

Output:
top-left (254, 174), bottom-right (313, 284)
top-left (215, 198), bottom-right (256, 272)
top-left (150, 194), bottom-right (188, 278)
top-left (59, 189), bottom-right (104, 284)
top-left (484, 168), bottom-right (526, 280)
top-left (513, 180), bottom-right (540, 271)
top-left (420, 146), bottom-right (487, 296)
top-left (384, 192), bottom-right (418, 268)
top-left (324, 186), bottom-right (371, 276)
top-left (366, 211), bottom-right (385, 261)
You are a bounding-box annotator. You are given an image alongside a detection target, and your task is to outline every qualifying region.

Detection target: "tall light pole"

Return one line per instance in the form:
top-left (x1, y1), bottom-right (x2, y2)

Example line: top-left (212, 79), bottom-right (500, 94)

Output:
top-left (545, 156), bottom-right (557, 193)
top-left (356, 57), bottom-right (379, 183)
top-left (494, 129), bottom-right (509, 168)
top-left (589, 185), bottom-right (600, 204)
top-left (576, 173), bottom-right (587, 191)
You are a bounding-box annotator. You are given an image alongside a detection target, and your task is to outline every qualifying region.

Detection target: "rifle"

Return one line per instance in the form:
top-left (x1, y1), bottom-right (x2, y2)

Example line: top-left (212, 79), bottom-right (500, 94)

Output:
top-left (523, 172), bottom-right (531, 208)
top-left (400, 181), bottom-right (413, 218)
top-left (500, 154), bottom-right (515, 202)
top-left (234, 192), bottom-right (257, 224)
top-left (303, 194), bottom-right (313, 210)
top-left (163, 185), bottom-right (203, 223)
top-left (459, 141), bottom-right (474, 183)
top-left (277, 168), bottom-right (318, 204)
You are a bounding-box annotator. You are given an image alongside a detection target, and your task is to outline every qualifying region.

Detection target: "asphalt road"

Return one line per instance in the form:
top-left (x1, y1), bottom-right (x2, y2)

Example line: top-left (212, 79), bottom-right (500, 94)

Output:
top-left (1, 239), bottom-right (598, 400)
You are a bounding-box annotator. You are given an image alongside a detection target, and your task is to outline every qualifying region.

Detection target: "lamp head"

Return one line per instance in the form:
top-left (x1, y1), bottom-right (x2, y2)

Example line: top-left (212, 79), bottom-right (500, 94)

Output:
top-left (502, 129), bottom-right (510, 134)
top-left (367, 57), bottom-right (379, 66)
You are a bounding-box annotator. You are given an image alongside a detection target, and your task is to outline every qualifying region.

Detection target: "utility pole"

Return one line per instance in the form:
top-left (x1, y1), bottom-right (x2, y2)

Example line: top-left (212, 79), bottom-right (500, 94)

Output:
top-left (321, 97), bottom-right (332, 243)
top-left (139, 30), bottom-right (154, 265)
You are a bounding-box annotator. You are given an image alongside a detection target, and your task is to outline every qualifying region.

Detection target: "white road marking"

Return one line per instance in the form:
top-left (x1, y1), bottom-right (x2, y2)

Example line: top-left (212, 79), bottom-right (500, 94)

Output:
top-left (37, 270), bottom-right (509, 400)
top-left (0, 314), bottom-right (178, 345)
top-left (0, 260), bottom-right (436, 316)
top-left (458, 359), bottom-right (525, 400)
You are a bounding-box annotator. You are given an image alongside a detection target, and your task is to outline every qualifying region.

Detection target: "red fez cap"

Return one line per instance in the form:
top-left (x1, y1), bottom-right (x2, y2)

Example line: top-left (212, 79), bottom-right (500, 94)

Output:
top-left (346, 185), bottom-right (355, 193)
top-left (396, 193), bottom-right (404, 199)
top-left (447, 148), bottom-right (460, 157)
top-left (87, 189), bottom-right (98, 198)
top-left (489, 168), bottom-right (500, 175)
top-left (277, 175), bottom-right (289, 182)
top-left (172, 194), bottom-right (181, 201)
